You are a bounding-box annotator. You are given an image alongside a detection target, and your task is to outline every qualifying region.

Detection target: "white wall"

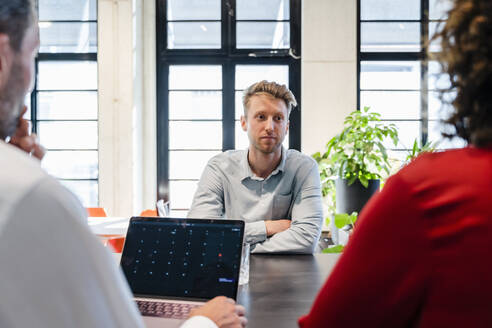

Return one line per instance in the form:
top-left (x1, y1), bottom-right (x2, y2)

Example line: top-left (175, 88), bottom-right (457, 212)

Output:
top-left (141, 0), bottom-right (158, 213)
top-left (98, 0), bottom-right (131, 216)
top-left (301, 0), bottom-right (357, 155)
top-left (98, 0), bottom-right (148, 216)
top-left (132, 0), bottom-right (144, 214)
top-left (97, 0), bottom-right (357, 216)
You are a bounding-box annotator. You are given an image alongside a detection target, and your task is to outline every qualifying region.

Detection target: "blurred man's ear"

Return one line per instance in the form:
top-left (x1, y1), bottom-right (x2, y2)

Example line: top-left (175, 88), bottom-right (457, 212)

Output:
top-left (240, 115), bottom-right (248, 132)
top-left (0, 34), bottom-right (13, 90)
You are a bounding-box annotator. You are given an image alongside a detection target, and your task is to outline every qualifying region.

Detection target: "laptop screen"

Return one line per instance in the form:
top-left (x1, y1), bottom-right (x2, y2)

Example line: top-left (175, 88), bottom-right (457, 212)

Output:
top-left (120, 217), bottom-right (244, 300)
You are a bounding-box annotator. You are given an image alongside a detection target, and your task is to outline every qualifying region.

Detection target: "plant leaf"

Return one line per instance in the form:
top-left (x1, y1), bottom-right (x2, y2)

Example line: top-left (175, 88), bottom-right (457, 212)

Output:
top-left (349, 212), bottom-right (358, 225)
top-left (360, 175), bottom-right (369, 188)
top-left (334, 213), bottom-right (351, 229)
top-left (347, 175), bottom-right (357, 186)
top-left (322, 245), bottom-right (345, 253)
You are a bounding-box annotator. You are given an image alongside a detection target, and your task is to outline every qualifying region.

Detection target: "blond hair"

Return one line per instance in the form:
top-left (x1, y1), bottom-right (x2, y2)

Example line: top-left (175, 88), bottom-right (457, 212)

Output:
top-left (242, 80), bottom-right (297, 117)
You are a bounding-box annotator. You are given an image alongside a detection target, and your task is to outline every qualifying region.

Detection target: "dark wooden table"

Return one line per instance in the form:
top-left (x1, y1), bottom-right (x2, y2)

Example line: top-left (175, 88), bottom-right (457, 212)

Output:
top-left (237, 254), bottom-right (341, 328)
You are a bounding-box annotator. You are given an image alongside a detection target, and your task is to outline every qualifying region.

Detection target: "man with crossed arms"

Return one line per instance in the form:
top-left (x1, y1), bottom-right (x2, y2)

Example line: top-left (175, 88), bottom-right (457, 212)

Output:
top-left (189, 81), bottom-right (323, 253)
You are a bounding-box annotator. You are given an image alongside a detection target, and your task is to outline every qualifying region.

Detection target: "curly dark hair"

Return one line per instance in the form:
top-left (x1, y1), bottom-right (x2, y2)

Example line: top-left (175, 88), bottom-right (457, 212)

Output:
top-left (0, 0), bottom-right (35, 52)
top-left (432, 0), bottom-right (492, 147)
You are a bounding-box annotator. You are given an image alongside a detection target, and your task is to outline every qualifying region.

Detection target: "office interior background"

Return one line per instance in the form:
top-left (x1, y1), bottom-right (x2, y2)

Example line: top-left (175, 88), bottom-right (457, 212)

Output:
top-left (30, 0), bottom-right (458, 218)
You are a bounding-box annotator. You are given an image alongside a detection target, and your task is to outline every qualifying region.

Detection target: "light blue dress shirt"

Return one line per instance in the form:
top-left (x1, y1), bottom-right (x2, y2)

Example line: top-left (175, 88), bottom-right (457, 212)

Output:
top-left (187, 148), bottom-right (323, 253)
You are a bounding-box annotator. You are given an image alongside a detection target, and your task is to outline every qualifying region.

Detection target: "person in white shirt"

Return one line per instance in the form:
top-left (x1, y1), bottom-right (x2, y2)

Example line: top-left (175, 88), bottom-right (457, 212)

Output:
top-left (0, 1), bottom-right (246, 327)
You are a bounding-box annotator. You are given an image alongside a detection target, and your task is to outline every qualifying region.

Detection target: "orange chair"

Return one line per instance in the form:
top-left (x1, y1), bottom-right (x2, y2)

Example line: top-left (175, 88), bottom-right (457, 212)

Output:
top-left (87, 207), bottom-right (107, 217)
top-left (140, 209), bottom-right (158, 217)
top-left (86, 208), bottom-right (125, 252)
top-left (102, 235), bottom-right (125, 253)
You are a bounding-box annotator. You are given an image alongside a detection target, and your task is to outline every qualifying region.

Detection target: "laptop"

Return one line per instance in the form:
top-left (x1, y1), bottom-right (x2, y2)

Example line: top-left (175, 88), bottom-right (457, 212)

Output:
top-left (120, 216), bottom-right (245, 328)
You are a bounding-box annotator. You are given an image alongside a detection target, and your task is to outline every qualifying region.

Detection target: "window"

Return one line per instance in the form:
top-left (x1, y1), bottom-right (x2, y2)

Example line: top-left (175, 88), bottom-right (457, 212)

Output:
top-left (30, 0), bottom-right (98, 206)
top-left (358, 0), bottom-right (464, 161)
top-left (157, 0), bottom-right (301, 216)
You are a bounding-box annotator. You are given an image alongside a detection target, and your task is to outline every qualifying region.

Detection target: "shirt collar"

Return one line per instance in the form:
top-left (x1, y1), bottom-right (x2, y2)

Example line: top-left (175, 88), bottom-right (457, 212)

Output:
top-left (240, 147), bottom-right (287, 181)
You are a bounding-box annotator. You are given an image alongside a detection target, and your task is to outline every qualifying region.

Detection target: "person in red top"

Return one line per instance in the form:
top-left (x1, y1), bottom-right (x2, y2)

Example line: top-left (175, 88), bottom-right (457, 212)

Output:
top-left (299, 0), bottom-right (492, 327)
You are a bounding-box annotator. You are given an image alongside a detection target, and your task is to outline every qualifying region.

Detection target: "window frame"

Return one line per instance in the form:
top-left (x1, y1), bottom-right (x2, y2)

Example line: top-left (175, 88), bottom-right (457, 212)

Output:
top-left (357, 0), bottom-right (445, 150)
top-left (31, 4), bottom-right (99, 206)
top-left (156, 0), bottom-right (302, 203)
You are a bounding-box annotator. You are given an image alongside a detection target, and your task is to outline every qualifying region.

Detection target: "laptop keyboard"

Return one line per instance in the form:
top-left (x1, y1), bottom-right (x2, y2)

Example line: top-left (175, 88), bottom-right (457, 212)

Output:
top-left (136, 300), bottom-right (200, 319)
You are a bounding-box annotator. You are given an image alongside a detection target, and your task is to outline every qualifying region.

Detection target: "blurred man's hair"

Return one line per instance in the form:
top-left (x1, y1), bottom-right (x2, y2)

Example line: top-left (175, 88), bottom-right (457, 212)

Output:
top-left (242, 80), bottom-right (297, 117)
top-left (0, 0), bottom-right (35, 52)
top-left (432, 0), bottom-right (492, 147)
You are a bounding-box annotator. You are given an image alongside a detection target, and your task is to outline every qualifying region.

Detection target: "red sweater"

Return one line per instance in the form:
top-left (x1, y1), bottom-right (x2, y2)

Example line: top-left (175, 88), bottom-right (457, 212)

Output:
top-left (299, 147), bottom-right (492, 327)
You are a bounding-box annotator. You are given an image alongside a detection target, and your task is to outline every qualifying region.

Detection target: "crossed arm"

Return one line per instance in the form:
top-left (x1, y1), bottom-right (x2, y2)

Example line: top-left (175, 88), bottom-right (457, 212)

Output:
top-left (251, 163), bottom-right (323, 253)
top-left (188, 161), bottom-right (323, 254)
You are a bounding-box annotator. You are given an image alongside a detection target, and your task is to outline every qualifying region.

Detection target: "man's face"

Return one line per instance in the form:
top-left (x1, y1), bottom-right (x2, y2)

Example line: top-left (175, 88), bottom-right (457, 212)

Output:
top-left (0, 23), bottom-right (39, 140)
top-left (240, 94), bottom-right (289, 155)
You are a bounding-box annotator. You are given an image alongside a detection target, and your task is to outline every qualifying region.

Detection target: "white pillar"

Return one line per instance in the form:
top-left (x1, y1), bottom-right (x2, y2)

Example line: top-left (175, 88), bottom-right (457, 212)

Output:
top-left (301, 0), bottom-right (357, 155)
top-left (98, 0), bottom-right (141, 216)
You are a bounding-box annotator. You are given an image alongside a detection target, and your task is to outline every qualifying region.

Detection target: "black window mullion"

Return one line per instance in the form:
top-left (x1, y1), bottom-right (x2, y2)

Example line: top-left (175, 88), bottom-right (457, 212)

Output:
top-left (357, 0), bottom-right (361, 109)
top-left (158, 0), bottom-right (167, 57)
top-left (37, 53), bottom-right (97, 61)
top-left (421, 0), bottom-right (430, 145)
top-left (169, 119), bottom-right (223, 122)
top-left (169, 149), bottom-right (223, 152)
top-left (37, 89), bottom-right (98, 93)
top-left (290, 0), bottom-right (301, 58)
top-left (168, 89), bottom-right (222, 92)
top-left (223, 61), bottom-right (235, 150)
top-left (157, 61), bottom-right (170, 202)
top-left (236, 19), bottom-right (290, 23)
top-left (167, 19), bottom-right (221, 23)
top-left (38, 19), bottom-right (97, 23)
top-left (156, 0), bottom-right (168, 202)
top-left (222, 0), bottom-right (228, 52)
top-left (361, 19), bottom-right (421, 23)
top-left (31, 58), bottom-right (38, 134)
top-left (227, 0), bottom-right (236, 54)
top-left (360, 52), bottom-right (424, 61)
top-left (289, 60), bottom-right (301, 150)
top-left (36, 119), bottom-right (98, 122)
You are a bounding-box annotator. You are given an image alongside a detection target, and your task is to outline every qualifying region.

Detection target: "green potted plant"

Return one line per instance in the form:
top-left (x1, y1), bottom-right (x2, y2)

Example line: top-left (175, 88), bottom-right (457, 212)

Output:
top-left (323, 212), bottom-right (358, 253)
top-left (313, 107), bottom-right (398, 244)
top-left (405, 139), bottom-right (438, 163)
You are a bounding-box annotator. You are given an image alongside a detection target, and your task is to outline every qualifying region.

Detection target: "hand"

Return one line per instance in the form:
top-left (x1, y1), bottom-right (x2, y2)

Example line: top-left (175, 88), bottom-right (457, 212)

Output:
top-left (8, 106), bottom-right (45, 160)
top-left (265, 219), bottom-right (291, 237)
top-left (189, 296), bottom-right (247, 328)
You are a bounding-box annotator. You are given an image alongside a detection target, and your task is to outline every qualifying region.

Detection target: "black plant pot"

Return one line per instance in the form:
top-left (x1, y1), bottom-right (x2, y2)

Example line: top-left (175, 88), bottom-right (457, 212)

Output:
top-left (335, 178), bottom-right (380, 216)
